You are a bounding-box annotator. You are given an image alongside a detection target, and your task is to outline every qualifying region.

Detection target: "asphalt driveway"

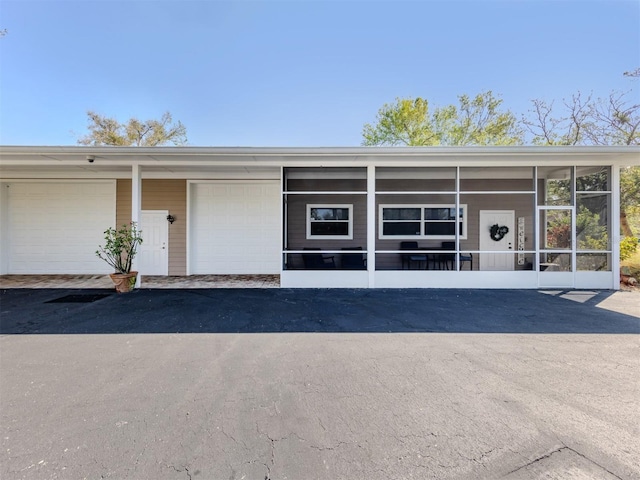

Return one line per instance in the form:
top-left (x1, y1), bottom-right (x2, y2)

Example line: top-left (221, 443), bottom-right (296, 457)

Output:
top-left (1, 288), bottom-right (639, 479)
top-left (1, 287), bottom-right (639, 334)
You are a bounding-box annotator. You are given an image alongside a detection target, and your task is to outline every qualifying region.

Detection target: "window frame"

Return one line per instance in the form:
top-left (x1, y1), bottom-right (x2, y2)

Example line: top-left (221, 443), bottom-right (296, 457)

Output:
top-left (378, 203), bottom-right (467, 240)
top-left (306, 204), bottom-right (354, 240)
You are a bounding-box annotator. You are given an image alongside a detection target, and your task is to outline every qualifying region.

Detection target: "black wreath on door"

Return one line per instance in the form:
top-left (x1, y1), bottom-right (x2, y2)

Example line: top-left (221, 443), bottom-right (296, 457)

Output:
top-left (490, 224), bottom-right (509, 241)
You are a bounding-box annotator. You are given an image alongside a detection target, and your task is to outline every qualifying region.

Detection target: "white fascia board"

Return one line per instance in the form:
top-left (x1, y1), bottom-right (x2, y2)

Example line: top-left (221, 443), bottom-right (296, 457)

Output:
top-left (1, 144), bottom-right (637, 155)
top-left (1, 145), bottom-right (638, 168)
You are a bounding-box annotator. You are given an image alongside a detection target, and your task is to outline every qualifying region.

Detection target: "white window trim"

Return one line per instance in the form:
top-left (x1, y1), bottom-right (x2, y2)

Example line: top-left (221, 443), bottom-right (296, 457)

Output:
top-left (379, 203), bottom-right (467, 240)
top-left (306, 204), bottom-right (353, 240)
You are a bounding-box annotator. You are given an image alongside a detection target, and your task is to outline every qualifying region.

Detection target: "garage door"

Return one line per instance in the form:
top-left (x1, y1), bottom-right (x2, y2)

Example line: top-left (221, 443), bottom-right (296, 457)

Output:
top-left (190, 182), bottom-right (280, 274)
top-left (5, 182), bottom-right (116, 274)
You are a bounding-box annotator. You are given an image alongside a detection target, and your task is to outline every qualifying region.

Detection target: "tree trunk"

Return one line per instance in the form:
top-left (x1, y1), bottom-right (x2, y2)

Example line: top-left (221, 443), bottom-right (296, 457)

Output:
top-left (620, 209), bottom-right (634, 237)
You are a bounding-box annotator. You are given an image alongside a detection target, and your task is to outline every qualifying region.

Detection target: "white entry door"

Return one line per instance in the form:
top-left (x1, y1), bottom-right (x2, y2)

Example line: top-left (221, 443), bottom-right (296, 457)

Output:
top-left (139, 210), bottom-right (169, 275)
top-left (479, 210), bottom-right (515, 271)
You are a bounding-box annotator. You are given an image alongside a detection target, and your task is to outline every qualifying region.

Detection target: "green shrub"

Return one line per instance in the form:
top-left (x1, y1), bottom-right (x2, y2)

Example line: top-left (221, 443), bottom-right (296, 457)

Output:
top-left (620, 236), bottom-right (639, 261)
top-left (96, 222), bottom-right (143, 274)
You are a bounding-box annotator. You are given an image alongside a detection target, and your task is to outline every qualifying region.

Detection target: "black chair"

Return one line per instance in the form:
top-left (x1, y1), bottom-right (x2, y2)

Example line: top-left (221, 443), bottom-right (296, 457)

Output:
top-left (440, 242), bottom-right (456, 270)
top-left (460, 252), bottom-right (473, 270)
top-left (302, 248), bottom-right (336, 269)
top-left (341, 247), bottom-right (366, 270)
top-left (400, 241), bottom-right (428, 270)
top-left (441, 241), bottom-right (473, 270)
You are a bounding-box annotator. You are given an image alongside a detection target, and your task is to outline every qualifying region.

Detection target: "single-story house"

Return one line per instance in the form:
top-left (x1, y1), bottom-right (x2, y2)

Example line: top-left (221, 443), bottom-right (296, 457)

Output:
top-left (1, 145), bottom-right (638, 289)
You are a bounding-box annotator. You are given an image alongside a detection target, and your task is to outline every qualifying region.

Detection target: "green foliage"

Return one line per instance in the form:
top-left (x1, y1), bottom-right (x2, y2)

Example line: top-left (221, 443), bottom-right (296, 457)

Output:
top-left (620, 236), bottom-right (639, 261)
top-left (78, 111), bottom-right (187, 146)
top-left (362, 98), bottom-right (434, 146)
top-left (620, 166), bottom-right (640, 210)
top-left (362, 91), bottom-right (523, 146)
top-left (545, 210), bottom-right (572, 249)
top-left (96, 223), bottom-right (143, 274)
top-left (543, 179), bottom-right (572, 206)
top-left (577, 205), bottom-right (608, 250)
top-left (626, 204), bottom-right (640, 235)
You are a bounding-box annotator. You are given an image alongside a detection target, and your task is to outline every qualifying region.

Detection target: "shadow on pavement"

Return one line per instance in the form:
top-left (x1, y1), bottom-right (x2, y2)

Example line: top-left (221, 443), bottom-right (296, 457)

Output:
top-left (1, 288), bottom-right (638, 335)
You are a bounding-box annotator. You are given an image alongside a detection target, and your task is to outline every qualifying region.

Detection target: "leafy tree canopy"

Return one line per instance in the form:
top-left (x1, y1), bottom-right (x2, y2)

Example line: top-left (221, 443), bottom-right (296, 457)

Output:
top-left (362, 91), bottom-right (523, 146)
top-left (78, 111), bottom-right (187, 146)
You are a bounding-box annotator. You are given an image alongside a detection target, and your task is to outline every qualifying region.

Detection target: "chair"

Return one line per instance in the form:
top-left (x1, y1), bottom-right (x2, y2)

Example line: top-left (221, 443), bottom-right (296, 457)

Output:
top-left (341, 247), bottom-right (366, 270)
top-left (400, 241), bottom-right (428, 270)
top-left (459, 253), bottom-right (473, 270)
top-left (441, 241), bottom-right (473, 270)
top-left (302, 248), bottom-right (336, 269)
top-left (440, 242), bottom-right (456, 270)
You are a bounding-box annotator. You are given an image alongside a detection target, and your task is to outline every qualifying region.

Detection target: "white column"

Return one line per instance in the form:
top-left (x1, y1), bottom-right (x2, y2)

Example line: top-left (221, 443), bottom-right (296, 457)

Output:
top-left (280, 166), bottom-right (286, 285)
top-left (0, 183), bottom-right (8, 274)
top-left (367, 165), bottom-right (376, 288)
top-left (611, 165), bottom-right (621, 290)
top-left (132, 164), bottom-right (142, 287)
top-left (571, 166), bottom-right (577, 288)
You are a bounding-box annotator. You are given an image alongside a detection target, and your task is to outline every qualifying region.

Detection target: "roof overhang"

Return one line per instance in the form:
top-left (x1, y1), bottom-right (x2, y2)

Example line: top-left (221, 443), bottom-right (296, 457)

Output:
top-left (1, 146), bottom-right (638, 179)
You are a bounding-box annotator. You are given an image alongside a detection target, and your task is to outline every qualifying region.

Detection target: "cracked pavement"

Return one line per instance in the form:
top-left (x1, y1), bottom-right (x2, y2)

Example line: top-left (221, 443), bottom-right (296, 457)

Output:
top-left (1, 288), bottom-right (639, 479)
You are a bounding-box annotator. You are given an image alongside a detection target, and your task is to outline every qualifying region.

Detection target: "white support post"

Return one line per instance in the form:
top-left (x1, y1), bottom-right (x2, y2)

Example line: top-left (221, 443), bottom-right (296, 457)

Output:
top-left (280, 166), bottom-right (286, 284)
top-left (367, 165), bottom-right (376, 288)
top-left (571, 165), bottom-right (577, 288)
top-left (0, 183), bottom-right (8, 274)
top-left (131, 164), bottom-right (142, 287)
top-left (611, 165), bottom-right (621, 290)
top-left (455, 166), bottom-right (460, 271)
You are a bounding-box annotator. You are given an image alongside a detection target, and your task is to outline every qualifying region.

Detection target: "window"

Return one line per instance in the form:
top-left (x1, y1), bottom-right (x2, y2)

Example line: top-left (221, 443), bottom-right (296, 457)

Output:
top-left (307, 204), bottom-right (353, 239)
top-left (379, 204), bottom-right (467, 239)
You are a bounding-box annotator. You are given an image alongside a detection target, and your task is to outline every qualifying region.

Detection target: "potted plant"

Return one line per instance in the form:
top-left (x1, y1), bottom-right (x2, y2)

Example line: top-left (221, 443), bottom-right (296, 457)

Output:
top-left (96, 222), bottom-right (143, 293)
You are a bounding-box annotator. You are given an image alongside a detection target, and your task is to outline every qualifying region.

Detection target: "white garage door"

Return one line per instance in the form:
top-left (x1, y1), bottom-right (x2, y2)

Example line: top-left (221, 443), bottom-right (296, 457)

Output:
top-left (5, 182), bottom-right (116, 274)
top-left (190, 182), bottom-right (280, 274)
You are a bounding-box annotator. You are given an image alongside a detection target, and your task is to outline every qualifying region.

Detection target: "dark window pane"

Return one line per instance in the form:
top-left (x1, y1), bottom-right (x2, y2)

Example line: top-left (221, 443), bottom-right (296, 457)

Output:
top-left (424, 222), bottom-right (455, 236)
top-left (383, 222), bottom-right (421, 236)
top-left (310, 222), bottom-right (349, 236)
top-left (383, 208), bottom-right (421, 220)
top-left (424, 208), bottom-right (456, 220)
top-left (310, 208), bottom-right (350, 221)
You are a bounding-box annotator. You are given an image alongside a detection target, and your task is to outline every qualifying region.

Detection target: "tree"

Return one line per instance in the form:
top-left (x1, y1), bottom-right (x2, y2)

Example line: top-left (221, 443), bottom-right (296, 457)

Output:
top-left (78, 111), bottom-right (187, 146)
top-left (522, 84), bottom-right (640, 237)
top-left (522, 93), bottom-right (594, 146)
top-left (362, 91), bottom-right (523, 146)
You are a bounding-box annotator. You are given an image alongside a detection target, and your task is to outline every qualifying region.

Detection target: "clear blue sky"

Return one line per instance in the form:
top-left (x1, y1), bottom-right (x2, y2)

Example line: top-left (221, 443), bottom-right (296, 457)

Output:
top-left (0, 0), bottom-right (638, 146)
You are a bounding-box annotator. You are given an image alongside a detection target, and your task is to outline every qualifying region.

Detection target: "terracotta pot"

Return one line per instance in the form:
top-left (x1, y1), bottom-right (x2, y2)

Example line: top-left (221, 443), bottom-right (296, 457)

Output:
top-left (109, 272), bottom-right (138, 293)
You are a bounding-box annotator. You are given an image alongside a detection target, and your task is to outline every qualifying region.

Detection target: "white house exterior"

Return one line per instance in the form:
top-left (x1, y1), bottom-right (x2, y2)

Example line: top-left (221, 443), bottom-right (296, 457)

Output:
top-left (1, 146), bottom-right (638, 289)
